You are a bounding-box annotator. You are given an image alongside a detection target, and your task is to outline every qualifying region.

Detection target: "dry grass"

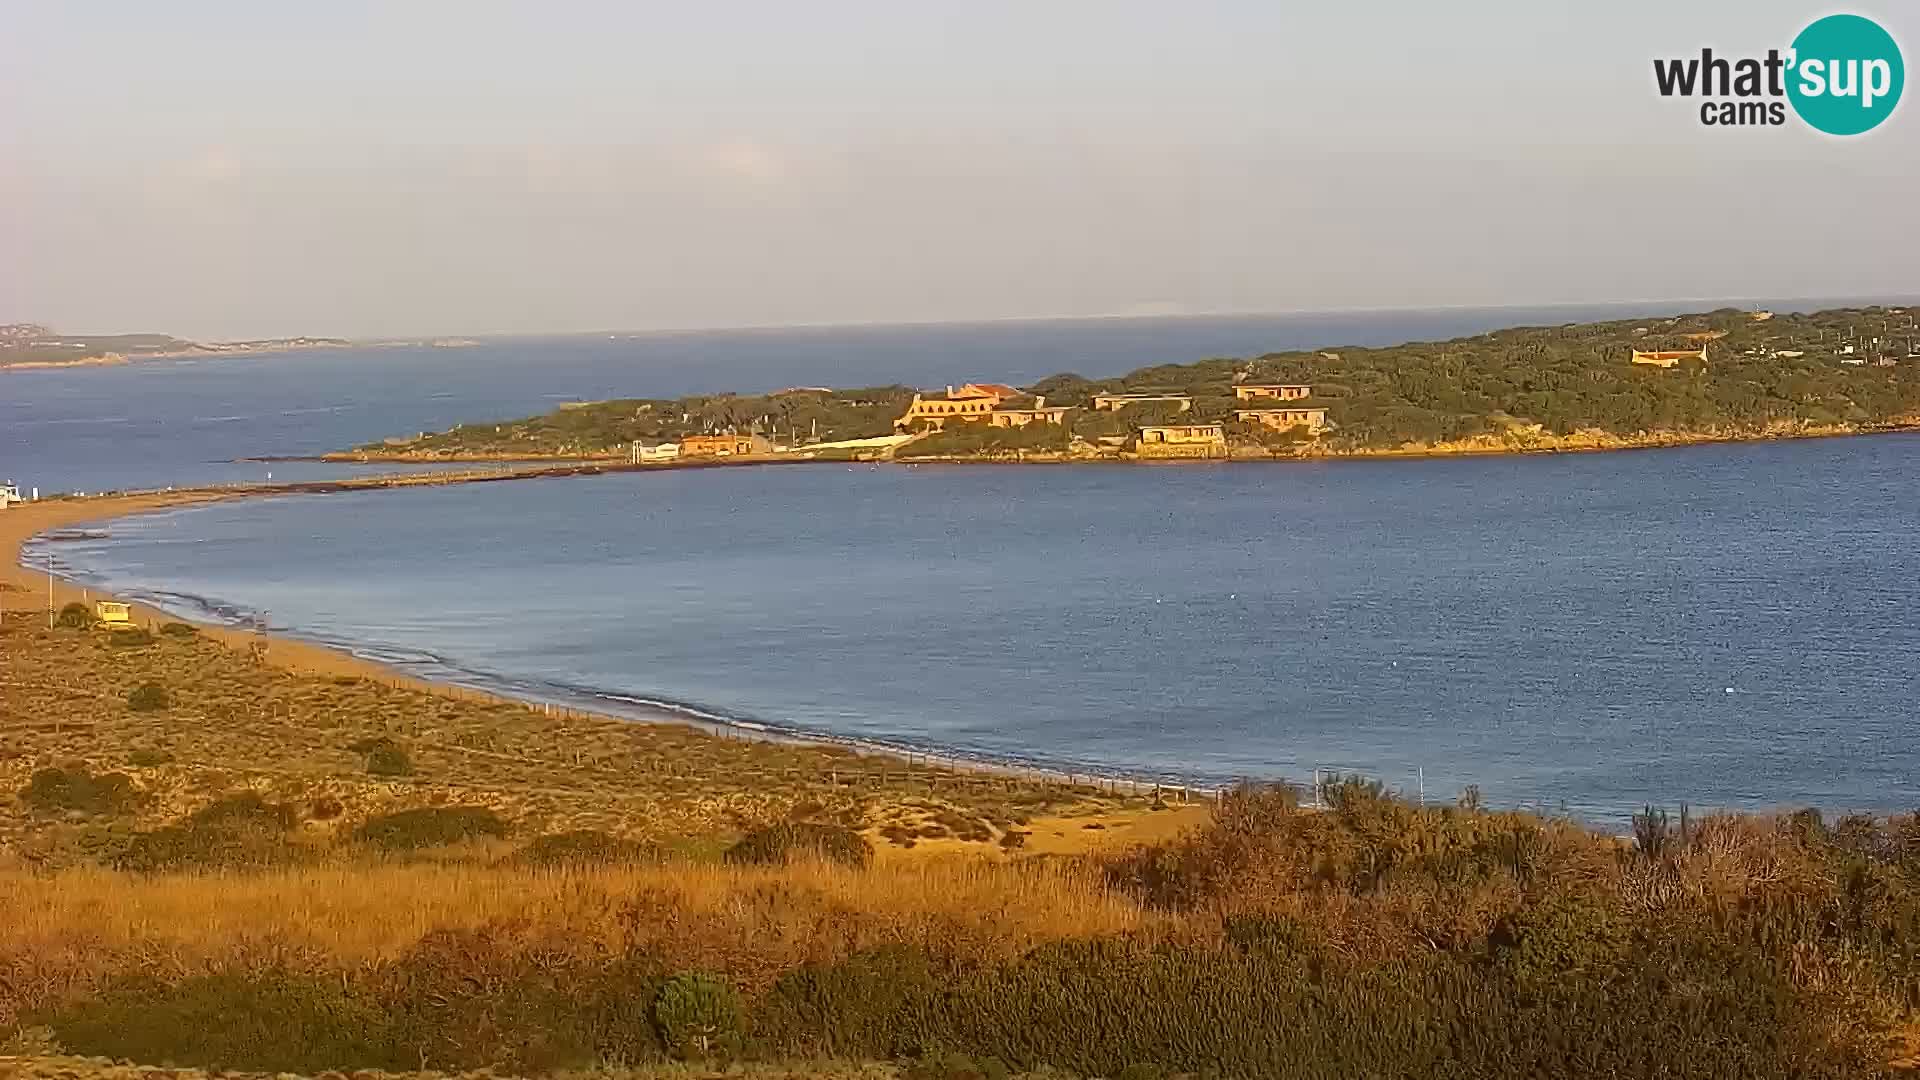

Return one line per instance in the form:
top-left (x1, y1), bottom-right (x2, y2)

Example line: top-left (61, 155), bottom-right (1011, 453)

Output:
top-left (0, 1057), bottom-right (922, 1080)
top-left (0, 857), bottom-right (1153, 1027)
top-left (0, 612), bottom-right (1143, 864)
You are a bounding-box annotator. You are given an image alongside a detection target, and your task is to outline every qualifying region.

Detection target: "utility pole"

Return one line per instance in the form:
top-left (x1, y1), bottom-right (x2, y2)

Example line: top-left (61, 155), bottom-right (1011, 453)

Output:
top-left (47, 553), bottom-right (55, 628)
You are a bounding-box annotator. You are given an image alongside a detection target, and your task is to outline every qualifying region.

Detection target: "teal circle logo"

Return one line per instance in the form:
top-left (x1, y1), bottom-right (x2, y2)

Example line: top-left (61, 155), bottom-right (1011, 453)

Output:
top-left (1788, 14), bottom-right (1904, 135)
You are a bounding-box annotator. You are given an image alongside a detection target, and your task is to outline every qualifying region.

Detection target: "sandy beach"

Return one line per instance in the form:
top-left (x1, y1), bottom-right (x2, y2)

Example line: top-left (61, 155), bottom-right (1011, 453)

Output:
top-left (1, 491), bottom-right (407, 686)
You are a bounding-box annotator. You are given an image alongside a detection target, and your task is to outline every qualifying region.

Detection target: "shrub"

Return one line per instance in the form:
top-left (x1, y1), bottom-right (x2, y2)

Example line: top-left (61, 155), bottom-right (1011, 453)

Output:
top-left (45, 971), bottom-right (402, 1073)
top-left (190, 791), bottom-right (298, 831)
top-left (725, 822), bottom-right (872, 869)
top-left (516, 829), bottom-right (657, 868)
top-left (107, 628), bottom-right (154, 647)
top-left (381, 928), bottom-right (666, 1070)
top-left (906, 1051), bottom-right (1011, 1080)
top-left (117, 793), bottom-right (303, 873)
top-left (158, 621), bottom-right (199, 638)
top-left (653, 973), bottom-right (741, 1059)
top-left (20, 765), bottom-right (137, 815)
top-left (309, 794), bottom-right (345, 821)
top-left (127, 748), bottom-right (174, 767)
top-left (352, 806), bottom-right (508, 851)
top-left (126, 682), bottom-right (170, 712)
top-left (54, 602), bottom-right (91, 629)
top-left (366, 744), bottom-right (414, 777)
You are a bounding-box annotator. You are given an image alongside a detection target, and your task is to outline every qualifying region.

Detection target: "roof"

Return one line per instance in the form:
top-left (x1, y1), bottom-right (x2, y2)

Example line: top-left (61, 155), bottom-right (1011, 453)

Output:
top-left (953, 382), bottom-right (1021, 399)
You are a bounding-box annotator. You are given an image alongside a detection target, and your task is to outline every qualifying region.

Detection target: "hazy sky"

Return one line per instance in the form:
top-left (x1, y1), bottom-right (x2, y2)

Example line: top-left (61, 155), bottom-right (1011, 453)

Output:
top-left (4, 2), bottom-right (1916, 338)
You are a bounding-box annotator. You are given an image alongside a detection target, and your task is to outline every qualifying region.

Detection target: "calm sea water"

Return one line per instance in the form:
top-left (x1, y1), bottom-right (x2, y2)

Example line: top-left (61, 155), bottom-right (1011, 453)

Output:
top-left (3, 299), bottom-right (1868, 495)
top-left (38, 434), bottom-right (1920, 825)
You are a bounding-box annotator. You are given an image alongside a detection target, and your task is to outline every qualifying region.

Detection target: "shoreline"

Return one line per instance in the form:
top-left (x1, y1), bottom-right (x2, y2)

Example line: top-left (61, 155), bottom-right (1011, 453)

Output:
top-left (3, 478), bottom-right (1209, 803)
top-left (308, 417), bottom-right (1920, 468)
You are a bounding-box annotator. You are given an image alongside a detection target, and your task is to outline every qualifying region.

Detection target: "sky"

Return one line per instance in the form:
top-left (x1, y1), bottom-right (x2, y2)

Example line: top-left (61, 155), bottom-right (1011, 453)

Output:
top-left (3, 1), bottom-right (1917, 339)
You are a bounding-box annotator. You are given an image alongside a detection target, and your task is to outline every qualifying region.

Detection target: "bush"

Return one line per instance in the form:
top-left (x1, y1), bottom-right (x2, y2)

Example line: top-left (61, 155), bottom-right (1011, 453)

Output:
top-left (352, 806), bottom-right (508, 851)
top-left (127, 748), bottom-right (174, 767)
top-left (366, 744), bottom-right (414, 777)
top-left (725, 822), bottom-right (873, 869)
top-left (653, 973), bottom-right (741, 1059)
top-left (516, 829), bottom-right (657, 868)
top-left (117, 793), bottom-right (303, 873)
top-left (54, 602), bottom-right (91, 629)
top-left (20, 765), bottom-right (137, 815)
top-left (906, 1051), bottom-right (1011, 1080)
top-left (381, 929), bottom-right (666, 1070)
top-left (126, 683), bottom-right (170, 712)
top-left (45, 971), bottom-right (402, 1073)
top-left (158, 621), bottom-right (199, 638)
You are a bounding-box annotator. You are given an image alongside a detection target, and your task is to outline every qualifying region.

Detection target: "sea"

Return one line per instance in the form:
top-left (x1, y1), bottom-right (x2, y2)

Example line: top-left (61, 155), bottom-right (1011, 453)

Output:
top-left (12, 300), bottom-right (1919, 825)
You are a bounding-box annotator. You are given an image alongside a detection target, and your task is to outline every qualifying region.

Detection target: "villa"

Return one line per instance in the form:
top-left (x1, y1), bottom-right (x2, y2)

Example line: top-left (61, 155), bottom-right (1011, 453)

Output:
top-left (893, 383), bottom-right (1023, 431)
top-left (680, 434), bottom-right (773, 457)
top-left (986, 397), bottom-right (1073, 427)
top-left (1091, 392), bottom-right (1194, 412)
top-left (1232, 383), bottom-right (1312, 402)
top-left (1134, 424), bottom-right (1226, 459)
top-left (895, 383), bottom-right (1075, 431)
top-left (1236, 407), bottom-right (1328, 433)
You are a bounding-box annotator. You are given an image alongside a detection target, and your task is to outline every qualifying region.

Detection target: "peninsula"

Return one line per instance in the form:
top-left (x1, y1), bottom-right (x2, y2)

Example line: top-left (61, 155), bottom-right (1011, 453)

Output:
top-left (0, 323), bottom-right (356, 370)
top-left (337, 305), bottom-right (1920, 465)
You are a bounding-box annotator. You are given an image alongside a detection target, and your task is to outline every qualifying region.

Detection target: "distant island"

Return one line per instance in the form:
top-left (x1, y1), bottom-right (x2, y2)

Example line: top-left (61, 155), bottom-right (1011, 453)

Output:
top-left (0, 323), bottom-right (479, 370)
top-left (338, 304), bottom-right (1920, 465)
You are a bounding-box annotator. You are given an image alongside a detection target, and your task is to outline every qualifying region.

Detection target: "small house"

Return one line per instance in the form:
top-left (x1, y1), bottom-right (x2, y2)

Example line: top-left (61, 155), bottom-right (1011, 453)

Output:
top-left (1134, 424), bottom-right (1226, 459)
top-left (680, 434), bottom-right (773, 457)
top-left (1235, 407), bottom-right (1329, 433)
top-left (94, 601), bottom-right (134, 629)
top-left (1232, 384), bottom-right (1312, 402)
top-left (1092, 393), bottom-right (1194, 413)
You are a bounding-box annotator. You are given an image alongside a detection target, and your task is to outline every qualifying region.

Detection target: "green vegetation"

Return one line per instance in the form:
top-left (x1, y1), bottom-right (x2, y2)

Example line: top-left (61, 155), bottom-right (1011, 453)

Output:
top-left (726, 821), bottom-right (874, 869)
top-left (10, 607), bottom-right (1920, 1075)
top-left (515, 828), bottom-right (659, 867)
top-left (894, 421), bottom-right (1068, 458)
top-left (117, 793), bottom-right (304, 873)
top-left (351, 806), bottom-right (508, 850)
top-left (19, 786), bottom-right (1920, 1076)
top-left (361, 386), bottom-right (918, 457)
top-left (53, 602), bottom-right (91, 629)
top-left (366, 743), bottom-right (414, 776)
top-left (125, 682), bottom-right (170, 711)
top-left (365, 306), bottom-right (1920, 459)
top-left (654, 973), bottom-right (745, 1059)
top-left (19, 765), bottom-right (137, 816)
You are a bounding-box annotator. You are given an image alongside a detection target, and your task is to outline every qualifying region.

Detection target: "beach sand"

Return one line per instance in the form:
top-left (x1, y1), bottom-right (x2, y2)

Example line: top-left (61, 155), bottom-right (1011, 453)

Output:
top-left (2, 491), bottom-right (441, 688)
top-left (4, 486), bottom-right (1201, 857)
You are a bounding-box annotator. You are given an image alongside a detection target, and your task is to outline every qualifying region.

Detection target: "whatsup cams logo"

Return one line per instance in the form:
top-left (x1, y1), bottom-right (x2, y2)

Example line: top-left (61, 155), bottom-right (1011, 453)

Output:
top-left (1654, 13), bottom-right (1904, 134)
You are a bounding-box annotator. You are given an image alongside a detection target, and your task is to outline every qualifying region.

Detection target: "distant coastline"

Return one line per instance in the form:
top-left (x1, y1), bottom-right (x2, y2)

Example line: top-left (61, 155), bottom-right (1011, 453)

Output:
top-left (0, 323), bottom-right (477, 373)
top-left (340, 303), bottom-right (1920, 469)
